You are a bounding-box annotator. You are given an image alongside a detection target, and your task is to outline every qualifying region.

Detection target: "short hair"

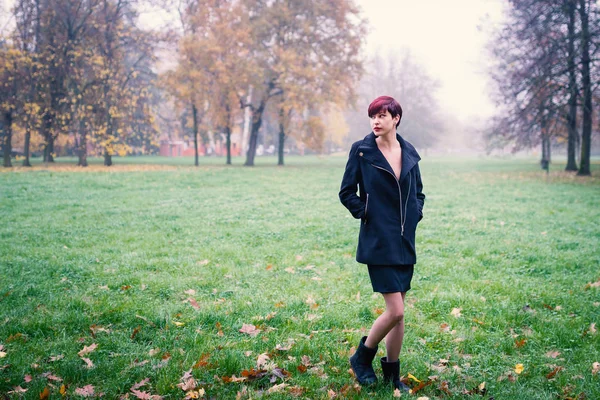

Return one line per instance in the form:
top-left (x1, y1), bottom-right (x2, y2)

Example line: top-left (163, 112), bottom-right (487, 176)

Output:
top-left (368, 96), bottom-right (403, 128)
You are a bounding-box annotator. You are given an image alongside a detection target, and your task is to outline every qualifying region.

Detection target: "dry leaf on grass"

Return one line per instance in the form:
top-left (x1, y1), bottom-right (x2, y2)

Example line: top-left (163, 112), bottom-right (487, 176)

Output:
top-left (546, 366), bottom-right (563, 379)
top-left (75, 384), bottom-right (95, 397)
top-left (239, 323), bottom-right (260, 336)
top-left (450, 308), bottom-right (462, 318)
top-left (545, 350), bottom-right (561, 358)
top-left (592, 362), bottom-right (600, 375)
top-left (82, 357), bottom-right (94, 369)
top-left (267, 383), bottom-right (288, 393)
top-left (41, 372), bottom-right (63, 382)
top-left (78, 343), bottom-right (98, 357)
top-left (187, 298), bottom-right (201, 310)
top-left (8, 386), bottom-right (27, 394)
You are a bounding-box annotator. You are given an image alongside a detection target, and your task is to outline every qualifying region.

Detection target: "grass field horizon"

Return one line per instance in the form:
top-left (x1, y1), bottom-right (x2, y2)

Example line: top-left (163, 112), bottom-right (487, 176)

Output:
top-left (1, 156), bottom-right (599, 399)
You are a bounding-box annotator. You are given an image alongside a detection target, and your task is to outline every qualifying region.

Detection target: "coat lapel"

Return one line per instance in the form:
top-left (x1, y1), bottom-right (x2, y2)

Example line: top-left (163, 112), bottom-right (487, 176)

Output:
top-left (398, 135), bottom-right (420, 183)
top-left (358, 132), bottom-right (420, 182)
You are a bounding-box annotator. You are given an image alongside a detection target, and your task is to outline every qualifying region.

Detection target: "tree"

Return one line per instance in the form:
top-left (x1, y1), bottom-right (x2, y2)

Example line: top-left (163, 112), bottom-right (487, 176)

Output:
top-left (240, 0), bottom-right (365, 166)
top-left (577, 0), bottom-right (593, 176)
top-left (487, 0), bottom-right (598, 173)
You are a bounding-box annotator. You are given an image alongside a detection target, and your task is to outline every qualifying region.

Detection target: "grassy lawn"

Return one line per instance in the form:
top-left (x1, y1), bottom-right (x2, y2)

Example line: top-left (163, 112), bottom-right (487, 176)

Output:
top-left (0, 156), bottom-right (599, 399)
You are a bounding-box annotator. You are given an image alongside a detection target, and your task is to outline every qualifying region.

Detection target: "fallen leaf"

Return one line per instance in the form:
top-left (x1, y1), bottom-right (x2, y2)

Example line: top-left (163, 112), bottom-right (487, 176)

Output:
top-left (407, 373), bottom-right (421, 383)
top-left (295, 255), bottom-right (303, 261)
top-left (267, 383), bottom-right (288, 393)
top-left (586, 278), bottom-right (600, 288)
top-left (451, 308), bottom-right (462, 318)
top-left (256, 353), bottom-right (271, 369)
top-left (545, 350), bottom-right (561, 358)
top-left (149, 348), bottom-right (160, 356)
top-left (393, 388), bottom-right (402, 397)
top-left (288, 386), bottom-right (305, 397)
top-left (24, 374), bottom-right (32, 382)
top-left (515, 338), bottom-right (527, 348)
top-left (78, 343), bottom-right (98, 357)
top-left (193, 353), bottom-right (211, 369)
top-left (590, 323), bottom-right (597, 335)
top-left (0, 351), bottom-right (6, 358)
top-left (177, 378), bottom-right (197, 391)
top-left (173, 321), bottom-right (184, 327)
top-left (82, 357), bottom-right (94, 369)
top-left (42, 372), bottom-right (63, 382)
top-left (131, 326), bottom-right (142, 339)
top-left (197, 259), bottom-right (209, 266)
top-left (8, 386), bottom-right (27, 394)
top-left (131, 389), bottom-right (162, 399)
top-left (515, 364), bottom-right (524, 374)
top-left (546, 366), bottom-right (563, 379)
top-left (592, 362), bottom-right (600, 375)
top-left (184, 289), bottom-right (196, 295)
top-left (75, 384), bottom-right (95, 397)
top-left (60, 385), bottom-right (66, 395)
top-left (187, 298), bottom-right (201, 310)
top-left (39, 387), bottom-right (50, 399)
top-left (285, 267), bottom-right (295, 274)
top-left (131, 378), bottom-right (151, 391)
top-left (439, 323), bottom-right (450, 332)
top-left (239, 323), bottom-right (260, 337)
top-left (327, 388), bottom-right (336, 398)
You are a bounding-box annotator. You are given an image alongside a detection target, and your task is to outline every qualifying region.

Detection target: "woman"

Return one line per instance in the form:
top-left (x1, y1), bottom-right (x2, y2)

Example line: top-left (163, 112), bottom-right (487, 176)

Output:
top-left (339, 96), bottom-right (425, 391)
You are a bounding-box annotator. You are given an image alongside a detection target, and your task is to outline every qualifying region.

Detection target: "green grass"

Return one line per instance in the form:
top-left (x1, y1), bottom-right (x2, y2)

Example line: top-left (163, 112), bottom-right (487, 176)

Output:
top-left (0, 156), bottom-right (599, 399)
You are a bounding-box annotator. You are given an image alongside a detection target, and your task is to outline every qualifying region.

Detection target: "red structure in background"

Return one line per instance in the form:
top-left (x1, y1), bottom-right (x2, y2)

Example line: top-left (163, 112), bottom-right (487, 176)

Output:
top-left (159, 140), bottom-right (241, 157)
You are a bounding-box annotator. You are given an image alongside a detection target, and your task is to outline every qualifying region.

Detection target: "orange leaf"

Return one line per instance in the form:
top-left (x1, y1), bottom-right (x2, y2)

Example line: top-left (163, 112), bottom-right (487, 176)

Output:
top-left (515, 338), bottom-right (527, 348)
top-left (546, 366), bottom-right (563, 379)
top-left (193, 353), bottom-right (210, 369)
top-left (131, 326), bottom-right (142, 339)
top-left (40, 387), bottom-right (50, 399)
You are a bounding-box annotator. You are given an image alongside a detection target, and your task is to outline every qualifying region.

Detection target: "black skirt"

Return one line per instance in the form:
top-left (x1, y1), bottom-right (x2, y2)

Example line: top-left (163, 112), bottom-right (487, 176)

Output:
top-left (367, 264), bottom-right (414, 293)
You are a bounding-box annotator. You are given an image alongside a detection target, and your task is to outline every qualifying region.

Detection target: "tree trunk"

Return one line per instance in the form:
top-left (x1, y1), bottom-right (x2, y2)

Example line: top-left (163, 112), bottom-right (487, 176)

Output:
top-left (78, 120), bottom-right (88, 167)
top-left (104, 150), bottom-right (112, 166)
top-left (244, 98), bottom-right (267, 166)
top-left (577, 0), bottom-right (592, 176)
top-left (44, 135), bottom-right (55, 163)
top-left (23, 127), bottom-right (32, 167)
top-left (192, 103), bottom-right (199, 166)
top-left (225, 125), bottom-right (232, 165)
top-left (566, 0), bottom-right (578, 171)
top-left (278, 107), bottom-right (285, 166)
top-left (2, 112), bottom-right (13, 168)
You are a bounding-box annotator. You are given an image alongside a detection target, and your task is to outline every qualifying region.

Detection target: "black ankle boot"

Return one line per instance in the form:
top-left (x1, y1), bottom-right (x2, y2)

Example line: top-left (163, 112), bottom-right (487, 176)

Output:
top-left (380, 357), bottom-right (410, 391)
top-left (349, 336), bottom-right (377, 385)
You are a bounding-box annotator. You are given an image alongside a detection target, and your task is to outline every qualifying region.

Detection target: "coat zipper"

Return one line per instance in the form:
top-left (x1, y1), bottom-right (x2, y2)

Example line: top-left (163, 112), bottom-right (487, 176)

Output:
top-left (364, 193), bottom-right (369, 225)
top-left (370, 164), bottom-right (409, 236)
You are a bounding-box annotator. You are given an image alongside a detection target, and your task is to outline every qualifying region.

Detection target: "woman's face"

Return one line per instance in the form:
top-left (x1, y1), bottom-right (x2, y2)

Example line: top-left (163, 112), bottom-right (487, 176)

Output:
top-left (370, 109), bottom-right (399, 137)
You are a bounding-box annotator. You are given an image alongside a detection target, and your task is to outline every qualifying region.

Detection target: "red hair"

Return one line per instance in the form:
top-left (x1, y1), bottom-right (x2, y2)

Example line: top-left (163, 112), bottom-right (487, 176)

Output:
top-left (368, 96), bottom-right (403, 128)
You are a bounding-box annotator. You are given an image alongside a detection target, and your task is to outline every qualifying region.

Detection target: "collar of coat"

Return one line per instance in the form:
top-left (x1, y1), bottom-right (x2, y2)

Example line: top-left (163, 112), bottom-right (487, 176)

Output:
top-left (357, 132), bottom-right (421, 183)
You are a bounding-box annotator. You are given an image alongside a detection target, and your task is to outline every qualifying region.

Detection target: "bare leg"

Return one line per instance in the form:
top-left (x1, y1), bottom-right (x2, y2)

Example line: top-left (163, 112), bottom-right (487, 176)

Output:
top-left (384, 292), bottom-right (406, 362)
top-left (364, 292), bottom-right (406, 356)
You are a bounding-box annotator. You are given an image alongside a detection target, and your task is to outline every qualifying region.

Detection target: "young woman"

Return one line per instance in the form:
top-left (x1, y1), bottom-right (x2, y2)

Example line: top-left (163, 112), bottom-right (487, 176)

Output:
top-left (339, 96), bottom-right (425, 391)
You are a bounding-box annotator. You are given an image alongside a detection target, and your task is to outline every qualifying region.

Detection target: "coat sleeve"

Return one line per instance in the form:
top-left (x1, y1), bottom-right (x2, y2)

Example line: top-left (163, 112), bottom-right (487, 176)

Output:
top-left (339, 143), bottom-right (365, 219)
top-left (415, 163), bottom-right (425, 221)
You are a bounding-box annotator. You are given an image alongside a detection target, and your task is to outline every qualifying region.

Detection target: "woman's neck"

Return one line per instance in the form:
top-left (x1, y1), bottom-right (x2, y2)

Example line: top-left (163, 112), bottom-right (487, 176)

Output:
top-left (376, 131), bottom-right (398, 150)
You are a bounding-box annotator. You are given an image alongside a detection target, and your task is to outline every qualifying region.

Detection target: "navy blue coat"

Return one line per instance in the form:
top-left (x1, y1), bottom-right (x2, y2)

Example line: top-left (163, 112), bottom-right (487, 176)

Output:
top-left (339, 132), bottom-right (425, 265)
